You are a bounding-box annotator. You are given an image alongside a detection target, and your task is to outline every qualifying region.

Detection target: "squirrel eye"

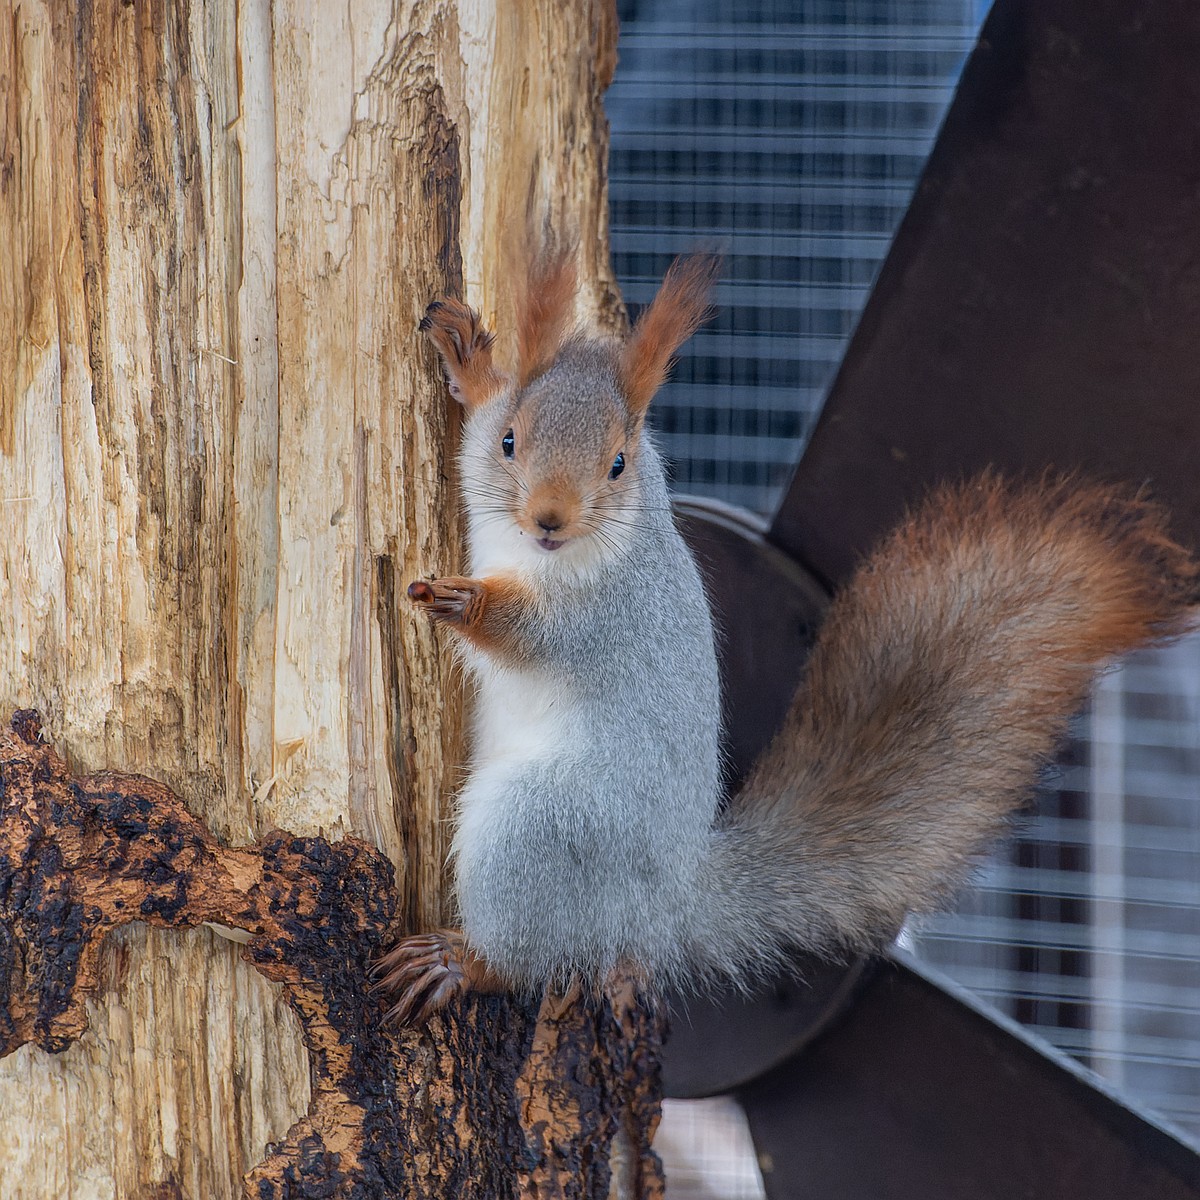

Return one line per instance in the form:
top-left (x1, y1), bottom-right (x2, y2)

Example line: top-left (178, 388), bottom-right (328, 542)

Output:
top-left (501, 429), bottom-right (515, 459)
top-left (609, 451), bottom-right (625, 480)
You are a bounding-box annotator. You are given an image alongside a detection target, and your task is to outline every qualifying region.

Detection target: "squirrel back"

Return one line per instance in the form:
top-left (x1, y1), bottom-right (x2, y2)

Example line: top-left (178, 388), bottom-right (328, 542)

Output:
top-left (398, 247), bottom-right (1199, 1003)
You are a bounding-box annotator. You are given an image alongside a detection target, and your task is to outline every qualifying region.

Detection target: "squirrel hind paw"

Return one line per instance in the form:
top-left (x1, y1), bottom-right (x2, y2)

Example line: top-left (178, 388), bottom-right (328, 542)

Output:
top-left (373, 931), bottom-right (468, 1026)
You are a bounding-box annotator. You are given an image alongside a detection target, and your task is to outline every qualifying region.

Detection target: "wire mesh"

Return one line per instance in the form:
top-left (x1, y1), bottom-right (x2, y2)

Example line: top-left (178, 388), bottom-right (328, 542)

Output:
top-left (654, 1098), bottom-right (767, 1199)
top-left (914, 632), bottom-right (1200, 1141)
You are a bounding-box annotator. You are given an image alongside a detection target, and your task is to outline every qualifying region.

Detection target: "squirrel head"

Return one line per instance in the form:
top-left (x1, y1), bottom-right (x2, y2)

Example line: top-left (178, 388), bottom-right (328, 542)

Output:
top-left (420, 250), bottom-right (717, 562)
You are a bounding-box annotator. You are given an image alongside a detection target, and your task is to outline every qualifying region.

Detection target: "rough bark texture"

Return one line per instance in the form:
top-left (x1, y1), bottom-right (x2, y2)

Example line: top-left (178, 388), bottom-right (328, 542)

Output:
top-left (0, 0), bottom-right (656, 1196)
top-left (0, 713), bottom-right (665, 1197)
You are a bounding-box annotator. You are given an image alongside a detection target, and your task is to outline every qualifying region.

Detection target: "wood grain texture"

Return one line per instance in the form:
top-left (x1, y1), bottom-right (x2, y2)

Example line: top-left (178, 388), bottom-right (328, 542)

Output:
top-left (0, 0), bottom-right (646, 1195)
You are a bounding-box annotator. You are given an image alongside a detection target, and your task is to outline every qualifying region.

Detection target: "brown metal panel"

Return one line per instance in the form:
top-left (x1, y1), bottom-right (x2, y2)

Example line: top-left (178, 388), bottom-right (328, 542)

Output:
top-left (740, 954), bottom-right (1200, 1200)
top-left (667, 0), bottom-right (1200, 1153)
top-left (772, 0), bottom-right (1200, 588)
top-left (662, 953), bottom-right (867, 1100)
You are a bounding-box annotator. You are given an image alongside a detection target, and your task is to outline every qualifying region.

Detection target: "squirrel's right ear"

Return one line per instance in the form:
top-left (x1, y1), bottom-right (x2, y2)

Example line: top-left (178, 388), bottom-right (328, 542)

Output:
top-left (419, 298), bottom-right (508, 409)
top-left (515, 244), bottom-right (578, 387)
top-left (619, 255), bottom-right (719, 416)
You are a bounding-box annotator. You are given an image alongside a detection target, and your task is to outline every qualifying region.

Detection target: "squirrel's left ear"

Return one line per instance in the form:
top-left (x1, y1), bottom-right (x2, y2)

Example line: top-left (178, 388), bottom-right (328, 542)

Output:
top-left (619, 255), bottom-right (719, 416)
top-left (420, 298), bottom-right (508, 409)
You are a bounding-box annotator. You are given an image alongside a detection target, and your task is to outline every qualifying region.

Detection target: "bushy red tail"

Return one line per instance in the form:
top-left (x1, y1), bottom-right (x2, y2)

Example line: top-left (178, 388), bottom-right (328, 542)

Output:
top-left (690, 475), bottom-right (1198, 985)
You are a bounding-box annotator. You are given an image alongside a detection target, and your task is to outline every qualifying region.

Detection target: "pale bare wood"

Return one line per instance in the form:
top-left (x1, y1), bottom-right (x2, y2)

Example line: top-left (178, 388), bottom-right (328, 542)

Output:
top-left (0, 0), bottom-right (631, 1195)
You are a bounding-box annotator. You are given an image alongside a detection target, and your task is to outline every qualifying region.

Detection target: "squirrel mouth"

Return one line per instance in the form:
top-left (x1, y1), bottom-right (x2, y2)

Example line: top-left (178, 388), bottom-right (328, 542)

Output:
top-left (536, 536), bottom-right (565, 551)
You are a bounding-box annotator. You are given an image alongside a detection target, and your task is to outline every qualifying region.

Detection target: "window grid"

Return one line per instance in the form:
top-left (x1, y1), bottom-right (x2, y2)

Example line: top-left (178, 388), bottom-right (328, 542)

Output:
top-left (608, 1), bottom-right (980, 512)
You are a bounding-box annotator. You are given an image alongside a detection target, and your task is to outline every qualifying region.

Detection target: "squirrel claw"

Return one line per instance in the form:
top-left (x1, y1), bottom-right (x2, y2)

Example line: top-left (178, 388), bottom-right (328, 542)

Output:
top-left (407, 580), bottom-right (436, 605)
top-left (407, 577), bottom-right (482, 624)
top-left (374, 930), bottom-right (469, 1026)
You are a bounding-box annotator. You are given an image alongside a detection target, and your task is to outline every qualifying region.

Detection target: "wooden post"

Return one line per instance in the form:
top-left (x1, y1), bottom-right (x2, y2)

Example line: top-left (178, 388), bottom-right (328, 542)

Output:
top-left (0, 2), bottom-right (659, 1195)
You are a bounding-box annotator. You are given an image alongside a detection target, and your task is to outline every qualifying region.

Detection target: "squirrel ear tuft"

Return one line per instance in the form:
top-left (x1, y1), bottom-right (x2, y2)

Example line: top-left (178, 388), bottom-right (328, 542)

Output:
top-left (619, 255), bottom-right (719, 415)
top-left (516, 243), bottom-right (578, 387)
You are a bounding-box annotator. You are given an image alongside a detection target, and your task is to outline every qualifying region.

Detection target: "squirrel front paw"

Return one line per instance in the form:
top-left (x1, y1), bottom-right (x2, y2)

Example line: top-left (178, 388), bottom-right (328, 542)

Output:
top-left (371, 930), bottom-right (470, 1025)
top-left (408, 576), bottom-right (485, 627)
top-left (418, 298), bottom-right (502, 408)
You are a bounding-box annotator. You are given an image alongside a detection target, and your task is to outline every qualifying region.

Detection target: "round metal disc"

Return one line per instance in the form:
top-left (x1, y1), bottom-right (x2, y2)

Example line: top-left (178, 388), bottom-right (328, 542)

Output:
top-left (664, 497), bottom-right (869, 1098)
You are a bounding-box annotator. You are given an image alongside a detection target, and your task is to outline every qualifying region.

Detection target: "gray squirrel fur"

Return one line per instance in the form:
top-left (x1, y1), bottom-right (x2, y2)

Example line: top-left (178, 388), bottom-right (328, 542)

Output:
top-left (453, 341), bottom-right (722, 992)
top-left (376, 251), bottom-right (1198, 1018)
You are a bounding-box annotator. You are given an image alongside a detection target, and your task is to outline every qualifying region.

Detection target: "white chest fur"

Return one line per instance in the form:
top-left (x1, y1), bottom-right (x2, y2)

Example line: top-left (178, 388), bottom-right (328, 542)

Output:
top-left (460, 520), bottom-right (575, 772)
top-left (456, 446), bottom-right (623, 773)
top-left (452, 621), bottom-right (575, 871)
top-left (463, 649), bottom-right (573, 767)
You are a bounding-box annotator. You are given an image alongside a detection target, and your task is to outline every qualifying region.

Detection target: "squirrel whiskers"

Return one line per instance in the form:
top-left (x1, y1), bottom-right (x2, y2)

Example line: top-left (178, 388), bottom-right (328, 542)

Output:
top-left (374, 250), bottom-right (1198, 1024)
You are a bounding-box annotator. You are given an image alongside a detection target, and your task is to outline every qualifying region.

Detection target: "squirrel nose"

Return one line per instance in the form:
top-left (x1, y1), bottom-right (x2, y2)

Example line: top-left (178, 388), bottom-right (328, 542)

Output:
top-left (535, 512), bottom-right (564, 535)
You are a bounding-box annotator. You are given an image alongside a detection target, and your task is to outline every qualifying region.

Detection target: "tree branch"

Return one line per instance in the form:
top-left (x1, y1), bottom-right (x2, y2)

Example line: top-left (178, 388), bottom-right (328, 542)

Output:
top-left (0, 711), bottom-right (664, 1198)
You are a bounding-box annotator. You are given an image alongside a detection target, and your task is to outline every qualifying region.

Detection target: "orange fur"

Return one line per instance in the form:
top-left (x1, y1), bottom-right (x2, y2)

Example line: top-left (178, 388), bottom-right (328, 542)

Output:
top-left (619, 255), bottom-right (719, 414)
top-left (524, 476), bottom-right (582, 536)
top-left (516, 244), bottom-right (578, 387)
top-left (419, 298), bottom-right (507, 409)
top-left (702, 473), bottom-right (1199, 976)
top-left (409, 573), bottom-right (539, 663)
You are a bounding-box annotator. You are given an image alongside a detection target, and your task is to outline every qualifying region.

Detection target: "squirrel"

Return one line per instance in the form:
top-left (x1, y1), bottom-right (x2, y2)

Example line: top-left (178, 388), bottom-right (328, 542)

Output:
top-left (373, 249), bottom-right (1199, 1024)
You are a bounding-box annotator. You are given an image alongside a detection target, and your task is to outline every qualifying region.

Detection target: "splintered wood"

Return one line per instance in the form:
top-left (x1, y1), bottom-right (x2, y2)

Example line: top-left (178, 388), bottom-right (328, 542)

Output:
top-left (0, 0), bottom-right (656, 1196)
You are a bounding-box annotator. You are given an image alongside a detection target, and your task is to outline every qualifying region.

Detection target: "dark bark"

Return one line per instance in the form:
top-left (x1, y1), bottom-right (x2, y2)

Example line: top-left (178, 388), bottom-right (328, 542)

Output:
top-left (0, 711), bottom-right (665, 1199)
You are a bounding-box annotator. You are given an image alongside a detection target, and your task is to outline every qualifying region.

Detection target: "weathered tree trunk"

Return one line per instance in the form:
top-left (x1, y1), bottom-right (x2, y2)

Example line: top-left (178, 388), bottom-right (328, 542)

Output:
top-left (0, 2), bottom-right (659, 1197)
